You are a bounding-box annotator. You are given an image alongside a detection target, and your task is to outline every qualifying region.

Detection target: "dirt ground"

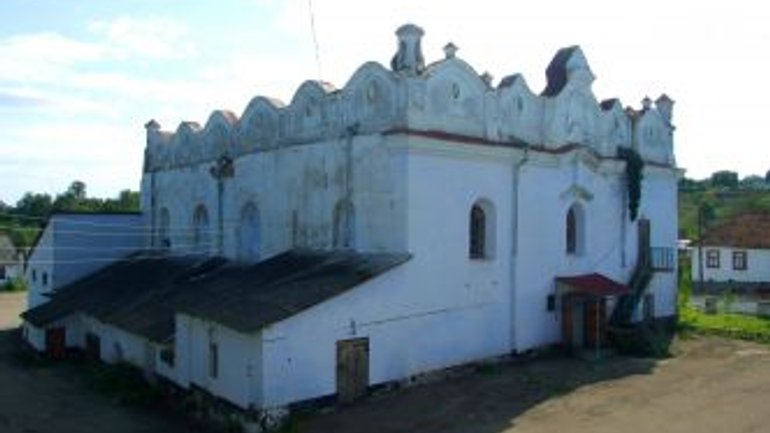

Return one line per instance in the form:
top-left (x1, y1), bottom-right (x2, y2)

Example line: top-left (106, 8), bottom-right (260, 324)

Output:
top-left (2, 292), bottom-right (769, 433)
top-left (0, 292), bottom-right (212, 433)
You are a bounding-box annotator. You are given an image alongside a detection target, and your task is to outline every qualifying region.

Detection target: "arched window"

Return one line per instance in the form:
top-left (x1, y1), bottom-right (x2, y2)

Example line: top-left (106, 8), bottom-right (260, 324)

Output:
top-left (193, 205), bottom-right (210, 255)
top-left (469, 199), bottom-right (496, 260)
top-left (566, 203), bottom-right (585, 255)
top-left (469, 205), bottom-right (486, 258)
top-left (333, 200), bottom-right (355, 249)
top-left (238, 203), bottom-right (260, 262)
top-left (159, 208), bottom-right (171, 250)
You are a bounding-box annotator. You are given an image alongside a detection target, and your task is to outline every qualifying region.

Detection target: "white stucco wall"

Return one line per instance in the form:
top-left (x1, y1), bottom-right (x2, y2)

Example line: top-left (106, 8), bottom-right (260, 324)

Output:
top-left (260, 265), bottom-right (510, 408)
top-left (638, 166), bottom-right (679, 318)
top-left (143, 134), bottom-right (407, 263)
top-left (174, 314), bottom-right (263, 409)
top-left (26, 223), bottom-right (54, 308)
top-left (257, 140), bottom-right (514, 408)
top-left (514, 152), bottom-right (631, 350)
top-left (23, 322), bottom-right (46, 351)
top-left (691, 247), bottom-right (770, 284)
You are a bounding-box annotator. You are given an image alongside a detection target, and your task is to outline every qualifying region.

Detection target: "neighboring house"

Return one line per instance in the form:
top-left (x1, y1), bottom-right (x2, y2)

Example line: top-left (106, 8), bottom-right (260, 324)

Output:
top-left (24, 212), bottom-right (143, 308)
top-left (0, 234), bottom-right (22, 285)
top-left (22, 24), bottom-right (679, 413)
top-left (691, 213), bottom-right (770, 292)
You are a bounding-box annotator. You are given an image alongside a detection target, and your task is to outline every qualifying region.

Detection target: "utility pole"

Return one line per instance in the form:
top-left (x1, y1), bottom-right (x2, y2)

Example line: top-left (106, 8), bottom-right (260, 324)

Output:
top-left (697, 204), bottom-right (705, 293)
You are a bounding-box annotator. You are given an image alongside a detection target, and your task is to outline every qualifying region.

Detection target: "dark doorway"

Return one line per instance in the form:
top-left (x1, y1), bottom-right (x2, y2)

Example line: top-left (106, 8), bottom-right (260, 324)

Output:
top-left (85, 332), bottom-right (101, 360)
top-left (336, 337), bottom-right (369, 404)
top-left (45, 327), bottom-right (66, 360)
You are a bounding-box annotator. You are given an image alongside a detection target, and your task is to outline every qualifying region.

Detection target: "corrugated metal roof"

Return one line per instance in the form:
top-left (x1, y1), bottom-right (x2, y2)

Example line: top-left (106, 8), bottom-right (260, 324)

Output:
top-left (22, 249), bottom-right (410, 341)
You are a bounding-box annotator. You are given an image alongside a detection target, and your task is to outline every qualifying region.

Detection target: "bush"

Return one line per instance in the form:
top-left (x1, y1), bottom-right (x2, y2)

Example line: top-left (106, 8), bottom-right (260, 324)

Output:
top-left (86, 362), bottom-right (162, 408)
top-left (1, 277), bottom-right (27, 292)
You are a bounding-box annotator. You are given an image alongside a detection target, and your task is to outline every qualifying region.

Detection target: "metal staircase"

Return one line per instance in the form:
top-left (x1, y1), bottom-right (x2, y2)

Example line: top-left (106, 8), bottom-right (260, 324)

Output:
top-left (610, 250), bottom-right (653, 325)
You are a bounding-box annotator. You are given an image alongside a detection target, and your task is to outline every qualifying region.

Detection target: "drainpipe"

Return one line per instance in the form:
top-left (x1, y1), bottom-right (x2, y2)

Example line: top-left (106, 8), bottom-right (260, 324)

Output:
top-left (510, 148), bottom-right (529, 352)
top-left (150, 172), bottom-right (157, 250)
top-left (210, 156), bottom-right (234, 257)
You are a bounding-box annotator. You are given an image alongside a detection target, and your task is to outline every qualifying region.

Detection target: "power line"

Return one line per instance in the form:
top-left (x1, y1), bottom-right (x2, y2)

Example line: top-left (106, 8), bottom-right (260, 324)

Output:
top-left (0, 212), bottom-right (257, 233)
top-left (307, 0), bottom-right (323, 80)
top-left (25, 249), bottom-right (218, 265)
top-left (14, 241), bottom-right (220, 252)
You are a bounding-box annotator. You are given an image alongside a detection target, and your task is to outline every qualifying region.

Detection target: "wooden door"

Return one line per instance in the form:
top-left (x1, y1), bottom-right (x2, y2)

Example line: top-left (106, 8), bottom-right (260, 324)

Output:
top-left (45, 327), bottom-right (66, 360)
top-left (336, 338), bottom-right (369, 404)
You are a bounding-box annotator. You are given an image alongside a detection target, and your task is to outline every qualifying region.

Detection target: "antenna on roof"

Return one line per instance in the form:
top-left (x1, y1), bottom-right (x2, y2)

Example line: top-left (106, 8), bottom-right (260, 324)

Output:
top-left (307, 0), bottom-right (323, 79)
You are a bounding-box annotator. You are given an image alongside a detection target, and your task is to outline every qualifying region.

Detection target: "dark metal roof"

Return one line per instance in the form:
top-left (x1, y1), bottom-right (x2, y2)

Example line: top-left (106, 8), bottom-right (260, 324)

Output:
top-left (541, 46), bottom-right (581, 97)
top-left (700, 213), bottom-right (770, 249)
top-left (556, 273), bottom-right (630, 297)
top-left (22, 249), bottom-right (410, 342)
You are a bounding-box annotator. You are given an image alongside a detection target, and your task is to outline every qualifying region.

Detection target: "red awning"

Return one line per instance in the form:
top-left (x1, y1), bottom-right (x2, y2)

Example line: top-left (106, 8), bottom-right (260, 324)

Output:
top-left (556, 273), bottom-right (630, 297)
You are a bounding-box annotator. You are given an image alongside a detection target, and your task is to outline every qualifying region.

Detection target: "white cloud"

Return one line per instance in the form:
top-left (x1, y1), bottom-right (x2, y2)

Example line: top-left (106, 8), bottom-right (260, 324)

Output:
top-left (88, 16), bottom-right (196, 60)
top-left (0, 32), bottom-right (104, 83)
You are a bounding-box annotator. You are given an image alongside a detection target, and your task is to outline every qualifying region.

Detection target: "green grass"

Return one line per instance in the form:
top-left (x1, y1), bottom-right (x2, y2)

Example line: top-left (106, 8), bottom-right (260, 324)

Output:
top-left (679, 307), bottom-right (770, 344)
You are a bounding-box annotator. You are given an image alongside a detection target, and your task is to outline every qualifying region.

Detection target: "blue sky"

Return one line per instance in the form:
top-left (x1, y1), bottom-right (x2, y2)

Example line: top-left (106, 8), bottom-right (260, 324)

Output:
top-left (1, 0), bottom-right (768, 204)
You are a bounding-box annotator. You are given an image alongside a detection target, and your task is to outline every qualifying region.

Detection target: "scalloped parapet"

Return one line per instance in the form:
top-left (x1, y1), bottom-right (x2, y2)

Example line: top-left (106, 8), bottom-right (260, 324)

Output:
top-left (143, 24), bottom-right (676, 173)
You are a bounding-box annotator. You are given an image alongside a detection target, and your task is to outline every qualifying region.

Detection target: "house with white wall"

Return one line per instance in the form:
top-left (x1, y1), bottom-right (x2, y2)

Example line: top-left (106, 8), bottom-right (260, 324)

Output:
top-left (24, 212), bottom-right (143, 309)
top-left (22, 24), bottom-right (679, 414)
top-left (691, 213), bottom-right (770, 293)
top-left (0, 234), bottom-right (22, 286)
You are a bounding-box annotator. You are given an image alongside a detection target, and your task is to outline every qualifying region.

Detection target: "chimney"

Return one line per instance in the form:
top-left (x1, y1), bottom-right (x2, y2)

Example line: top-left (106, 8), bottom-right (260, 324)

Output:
top-left (390, 24), bottom-right (425, 75)
top-left (655, 94), bottom-right (675, 124)
top-left (144, 119), bottom-right (161, 146)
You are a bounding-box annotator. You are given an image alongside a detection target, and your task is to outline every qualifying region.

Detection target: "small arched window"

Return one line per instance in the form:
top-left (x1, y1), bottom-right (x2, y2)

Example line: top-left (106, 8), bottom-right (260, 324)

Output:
top-left (333, 200), bottom-right (355, 249)
top-left (238, 203), bottom-right (260, 262)
top-left (470, 205), bottom-right (486, 259)
top-left (469, 200), bottom-right (496, 260)
top-left (193, 204), bottom-right (210, 255)
top-left (566, 203), bottom-right (585, 255)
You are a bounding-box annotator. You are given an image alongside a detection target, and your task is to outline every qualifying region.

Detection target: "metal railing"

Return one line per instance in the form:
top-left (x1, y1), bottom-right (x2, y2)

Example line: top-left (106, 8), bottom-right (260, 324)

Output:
top-left (650, 247), bottom-right (675, 272)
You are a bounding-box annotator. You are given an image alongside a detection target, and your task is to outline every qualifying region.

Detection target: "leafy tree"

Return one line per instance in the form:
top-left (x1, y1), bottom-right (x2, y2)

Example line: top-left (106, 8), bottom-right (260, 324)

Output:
top-left (13, 193), bottom-right (53, 218)
top-left (766, 170), bottom-right (770, 183)
top-left (67, 180), bottom-right (87, 201)
top-left (679, 177), bottom-right (705, 191)
top-left (710, 170), bottom-right (739, 189)
top-left (740, 175), bottom-right (766, 189)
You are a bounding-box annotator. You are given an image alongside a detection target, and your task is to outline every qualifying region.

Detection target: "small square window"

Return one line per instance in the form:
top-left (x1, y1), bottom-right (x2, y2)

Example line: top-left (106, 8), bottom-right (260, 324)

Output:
top-left (732, 251), bottom-right (747, 270)
top-left (706, 249), bottom-right (720, 268)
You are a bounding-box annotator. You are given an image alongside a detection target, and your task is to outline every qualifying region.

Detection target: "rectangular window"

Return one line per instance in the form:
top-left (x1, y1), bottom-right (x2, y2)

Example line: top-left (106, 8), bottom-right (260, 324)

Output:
top-left (732, 251), bottom-right (747, 270)
top-left (0, 266), bottom-right (5, 280)
top-left (546, 295), bottom-right (556, 312)
top-left (160, 347), bottom-right (175, 367)
top-left (209, 342), bottom-right (218, 379)
top-left (706, 249), bottom-right (720, 268)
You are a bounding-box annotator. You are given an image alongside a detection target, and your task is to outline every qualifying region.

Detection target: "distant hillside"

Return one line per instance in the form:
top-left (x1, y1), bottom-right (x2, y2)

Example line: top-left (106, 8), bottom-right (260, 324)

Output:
top-left (679, 188), bottom-right (770, 240)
